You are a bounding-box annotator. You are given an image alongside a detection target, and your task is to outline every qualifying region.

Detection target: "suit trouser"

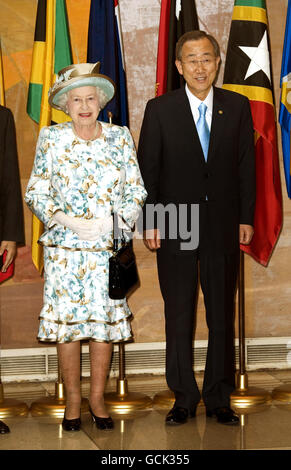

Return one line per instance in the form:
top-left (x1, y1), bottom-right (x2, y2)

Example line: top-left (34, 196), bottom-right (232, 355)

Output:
top-left (157, 246), bottom-right (239, 412)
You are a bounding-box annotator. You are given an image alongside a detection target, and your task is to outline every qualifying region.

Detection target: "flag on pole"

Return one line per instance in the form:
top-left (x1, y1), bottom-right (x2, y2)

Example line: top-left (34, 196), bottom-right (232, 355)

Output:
top-left (0, 40), bottom-right (15, 284)
top-left (279, 0), bottom-right (291, 198)
top-left (223, 0), bottom-right (282, 266)
top-left (87, 0), bottom-right (128, 126)
top-left (27, 0), bottom-right (72, 272)
top-left (156, 0), bottom-right (199, 96)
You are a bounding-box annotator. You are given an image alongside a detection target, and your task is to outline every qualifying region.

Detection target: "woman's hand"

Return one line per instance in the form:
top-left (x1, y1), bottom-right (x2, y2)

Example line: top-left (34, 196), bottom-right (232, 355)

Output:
top-left (0, 241), bottom-right (17, 272)
top-left (52, 211), bottom-right (113, 240)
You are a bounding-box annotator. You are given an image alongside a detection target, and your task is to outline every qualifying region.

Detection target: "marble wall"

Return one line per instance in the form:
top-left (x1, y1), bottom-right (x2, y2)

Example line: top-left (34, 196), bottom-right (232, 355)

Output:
top-left (0, 0), bottom-right (289, 349)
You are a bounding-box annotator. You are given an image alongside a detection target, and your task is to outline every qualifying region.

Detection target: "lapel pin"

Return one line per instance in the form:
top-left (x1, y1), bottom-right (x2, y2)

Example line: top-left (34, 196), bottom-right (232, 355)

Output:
top-left (218, 110), bottom-right (223, 115)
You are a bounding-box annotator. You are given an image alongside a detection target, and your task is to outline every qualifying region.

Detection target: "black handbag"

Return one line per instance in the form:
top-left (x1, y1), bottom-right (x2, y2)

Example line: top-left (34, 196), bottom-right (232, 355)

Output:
top-left (108, 214), bottom-right (139, 299)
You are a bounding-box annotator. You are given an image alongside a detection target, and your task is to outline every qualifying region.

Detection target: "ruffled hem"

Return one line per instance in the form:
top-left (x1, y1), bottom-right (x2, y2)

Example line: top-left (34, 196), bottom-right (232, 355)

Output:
top-left (39, 301), bottom-right (131, 326)
top-left (37, 334), bottom-right (133, 344)
top-left (37, 315), bottom-right (132, 344)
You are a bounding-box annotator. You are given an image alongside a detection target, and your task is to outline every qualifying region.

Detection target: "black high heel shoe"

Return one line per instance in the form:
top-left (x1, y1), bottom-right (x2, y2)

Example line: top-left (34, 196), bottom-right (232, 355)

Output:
top-left (89, 406), bottom-right (114, 430)
top-left (62, 409), bottom-right (81, 431)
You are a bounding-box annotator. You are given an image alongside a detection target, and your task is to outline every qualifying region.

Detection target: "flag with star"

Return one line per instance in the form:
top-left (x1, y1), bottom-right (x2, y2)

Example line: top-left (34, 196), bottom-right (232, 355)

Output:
top-left (223, 0), bottom-right (282, 266)
top-left (156, 0), bottom-right (199, 96)
top-left (279, 0), bottom-right (291, 198)
top-left (27, 0), bottom-right (72, 272)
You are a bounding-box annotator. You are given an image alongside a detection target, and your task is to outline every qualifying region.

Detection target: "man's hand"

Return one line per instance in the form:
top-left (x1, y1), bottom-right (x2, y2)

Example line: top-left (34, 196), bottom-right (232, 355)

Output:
top-left (239, 224), bottom-right (254, 245)
top-left (0, 241), bottom-right (17, 272)
top-left (143, 229), bottom-right (161, 251)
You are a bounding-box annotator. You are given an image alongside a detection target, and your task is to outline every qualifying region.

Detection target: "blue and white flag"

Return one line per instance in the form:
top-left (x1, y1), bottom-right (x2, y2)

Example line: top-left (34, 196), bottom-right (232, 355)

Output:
top-left (87, 0), bottom-right (128, 126)
top-left (280, 0), bottom-right (291, 198)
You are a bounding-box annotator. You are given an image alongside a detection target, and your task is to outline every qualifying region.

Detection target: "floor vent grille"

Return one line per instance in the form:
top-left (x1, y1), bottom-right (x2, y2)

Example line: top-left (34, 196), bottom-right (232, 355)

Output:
top-left (1, 337), bottom-right (291, 383)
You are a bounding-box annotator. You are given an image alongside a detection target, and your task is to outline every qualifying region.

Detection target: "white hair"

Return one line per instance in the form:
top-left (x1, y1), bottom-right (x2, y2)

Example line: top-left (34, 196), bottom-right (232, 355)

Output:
top-left (58, 86), bottom-right (108, 114)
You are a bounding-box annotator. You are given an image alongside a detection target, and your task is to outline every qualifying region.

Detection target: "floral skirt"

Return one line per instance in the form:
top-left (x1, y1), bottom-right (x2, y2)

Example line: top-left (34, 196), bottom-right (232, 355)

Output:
top-left (37, 247), bottom-right (132, 343)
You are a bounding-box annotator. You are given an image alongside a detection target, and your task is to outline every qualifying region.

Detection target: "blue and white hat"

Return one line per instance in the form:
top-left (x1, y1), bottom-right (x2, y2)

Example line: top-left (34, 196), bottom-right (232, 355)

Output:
top-left (48, 62), bottom-right (115, 112)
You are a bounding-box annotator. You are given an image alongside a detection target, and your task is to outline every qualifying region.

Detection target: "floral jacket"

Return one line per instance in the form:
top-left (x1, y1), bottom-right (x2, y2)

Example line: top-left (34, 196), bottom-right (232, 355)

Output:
top-left (25, 121), bottom-right (147, 251)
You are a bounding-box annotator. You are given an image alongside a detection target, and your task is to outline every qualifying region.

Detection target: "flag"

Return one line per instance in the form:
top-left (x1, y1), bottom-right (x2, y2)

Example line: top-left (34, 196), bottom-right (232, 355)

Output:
top-left (0, 41), bottom-right (15, 284)
top-left (223, 0), bottom-right (282, 266)
top-left (27, 0), bottom-right (72, 272)
top-left (156, 0), bottom-right (199, 96)
top-left (279, 0), bottom-right (291, 198)
top-left (87, 0), bottom-right (128, 126)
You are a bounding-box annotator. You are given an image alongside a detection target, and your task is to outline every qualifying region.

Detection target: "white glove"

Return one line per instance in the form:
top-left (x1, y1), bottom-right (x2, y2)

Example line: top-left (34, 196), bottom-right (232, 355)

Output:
top-left (51, 211), bottom-right (113, 241)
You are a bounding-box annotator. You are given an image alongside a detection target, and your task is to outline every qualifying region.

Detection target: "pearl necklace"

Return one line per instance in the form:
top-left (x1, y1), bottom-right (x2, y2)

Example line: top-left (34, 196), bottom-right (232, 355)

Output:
top-left (72, 122), bottom-right (101, 141)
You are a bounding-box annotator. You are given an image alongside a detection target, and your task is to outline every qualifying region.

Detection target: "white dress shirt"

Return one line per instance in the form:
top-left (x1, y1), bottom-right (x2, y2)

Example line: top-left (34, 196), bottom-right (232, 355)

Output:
top-left (185, 84), bottom-right (213, 131)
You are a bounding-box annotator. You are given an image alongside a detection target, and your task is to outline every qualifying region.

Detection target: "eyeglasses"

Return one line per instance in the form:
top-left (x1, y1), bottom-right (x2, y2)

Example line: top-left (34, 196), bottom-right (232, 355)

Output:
top-left (180, 58), bottom-right (216, 68)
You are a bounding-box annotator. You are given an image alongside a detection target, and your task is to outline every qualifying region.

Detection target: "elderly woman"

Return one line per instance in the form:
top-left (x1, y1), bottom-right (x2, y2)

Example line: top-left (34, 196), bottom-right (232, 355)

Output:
top-left (25, 63), bottom-right (147, 431)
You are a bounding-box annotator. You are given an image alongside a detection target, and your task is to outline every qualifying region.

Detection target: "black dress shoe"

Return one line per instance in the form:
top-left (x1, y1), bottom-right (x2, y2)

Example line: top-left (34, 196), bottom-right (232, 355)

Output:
top-left (0, 420), bottom-right (10, 434)
top-left (89, 407), bottom-right (114, 430)
top-left (206, 406), bottom-right (239, 425)
top-left (165, 406), bottom-right (196, 425)
top-left (62, 410), bottom-right (81, 431)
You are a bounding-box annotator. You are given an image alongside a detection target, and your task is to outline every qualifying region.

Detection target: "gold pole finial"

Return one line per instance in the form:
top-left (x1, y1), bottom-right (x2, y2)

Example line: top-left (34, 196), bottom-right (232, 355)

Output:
top-left (108, 111), bottom-right (113, 124)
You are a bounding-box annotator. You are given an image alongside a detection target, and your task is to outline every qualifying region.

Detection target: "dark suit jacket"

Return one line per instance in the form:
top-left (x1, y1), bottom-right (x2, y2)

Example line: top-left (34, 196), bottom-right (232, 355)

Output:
top-left (137, 86), bottom-right (256, 254)
top-left (0, 105), bottom-right (25, 244)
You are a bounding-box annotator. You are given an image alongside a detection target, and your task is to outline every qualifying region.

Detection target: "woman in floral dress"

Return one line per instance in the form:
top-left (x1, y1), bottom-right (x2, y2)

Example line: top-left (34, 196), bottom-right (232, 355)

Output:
top-left (25, 62), bottom-right (147, 431)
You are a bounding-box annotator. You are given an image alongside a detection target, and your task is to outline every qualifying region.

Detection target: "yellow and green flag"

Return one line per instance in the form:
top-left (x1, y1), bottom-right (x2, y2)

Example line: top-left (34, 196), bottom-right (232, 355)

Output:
top-left (223, 0), bottom-right (282, 266)
top-left (27, 0), bottom-right (72, 272)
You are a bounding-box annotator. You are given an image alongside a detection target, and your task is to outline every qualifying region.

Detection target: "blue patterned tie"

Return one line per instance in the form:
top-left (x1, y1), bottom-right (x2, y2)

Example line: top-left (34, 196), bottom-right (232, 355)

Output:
top-left (196, 102), bottom-right (210, 161)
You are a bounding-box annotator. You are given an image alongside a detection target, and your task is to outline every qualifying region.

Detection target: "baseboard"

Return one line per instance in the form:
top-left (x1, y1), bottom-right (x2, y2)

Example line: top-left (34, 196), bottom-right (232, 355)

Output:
top-left (1, 337), bottom-right (291, 383)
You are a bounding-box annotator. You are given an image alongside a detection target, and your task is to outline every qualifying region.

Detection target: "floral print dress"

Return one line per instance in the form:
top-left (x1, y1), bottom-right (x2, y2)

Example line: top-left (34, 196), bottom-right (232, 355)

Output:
top-left (25, 121), bottom-right (147, 344)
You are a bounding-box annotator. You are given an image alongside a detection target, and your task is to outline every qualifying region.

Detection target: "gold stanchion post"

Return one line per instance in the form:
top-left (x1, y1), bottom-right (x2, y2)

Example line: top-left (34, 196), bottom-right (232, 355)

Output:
top-left (230, 251), bottom-right (271, 413)
top-left (104, 343), bottom-right (152, 415)
top-left (104, 111), bottom-right (152, 414)
top-left (153, 253), bottom-right (273, 412)
top-left (30, 360), bottom-right (88, 417)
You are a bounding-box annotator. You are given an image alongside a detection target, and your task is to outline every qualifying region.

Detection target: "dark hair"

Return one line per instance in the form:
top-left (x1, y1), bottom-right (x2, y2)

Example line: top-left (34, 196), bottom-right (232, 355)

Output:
top-left (175, 30), bottom-right (220, 60)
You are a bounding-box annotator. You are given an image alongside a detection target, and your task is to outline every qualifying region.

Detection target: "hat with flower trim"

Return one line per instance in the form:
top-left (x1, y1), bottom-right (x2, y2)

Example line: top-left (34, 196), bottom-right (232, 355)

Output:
top-left (48, 62), bottom-right (115, 112)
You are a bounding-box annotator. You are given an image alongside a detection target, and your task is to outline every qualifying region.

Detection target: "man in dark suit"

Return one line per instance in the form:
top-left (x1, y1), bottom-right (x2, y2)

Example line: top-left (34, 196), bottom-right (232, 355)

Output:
top-left (0, 105), bottom-right (25, 433)
top-left (137, 31), bottom-right (255, 426)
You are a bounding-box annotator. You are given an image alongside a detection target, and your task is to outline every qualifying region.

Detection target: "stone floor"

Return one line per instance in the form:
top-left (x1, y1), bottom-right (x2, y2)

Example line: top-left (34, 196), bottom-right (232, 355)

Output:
top-left (1, 370), bottom-right (291, 455)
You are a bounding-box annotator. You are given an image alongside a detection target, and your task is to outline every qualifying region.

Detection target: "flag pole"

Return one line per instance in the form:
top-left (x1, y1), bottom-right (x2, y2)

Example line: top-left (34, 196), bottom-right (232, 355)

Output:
top-left (152, 252), bottom-right (273, 413)
top-left (221, 0), bottom-right (283, 412)
top-left (104, 342), bottom-right (152, 415)
top-left (271, 0), bottom-right (291, 409)
top-left (230, 251), bottom-right (272, 413)
top-left (104, 112), bottom-right (152, 415)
